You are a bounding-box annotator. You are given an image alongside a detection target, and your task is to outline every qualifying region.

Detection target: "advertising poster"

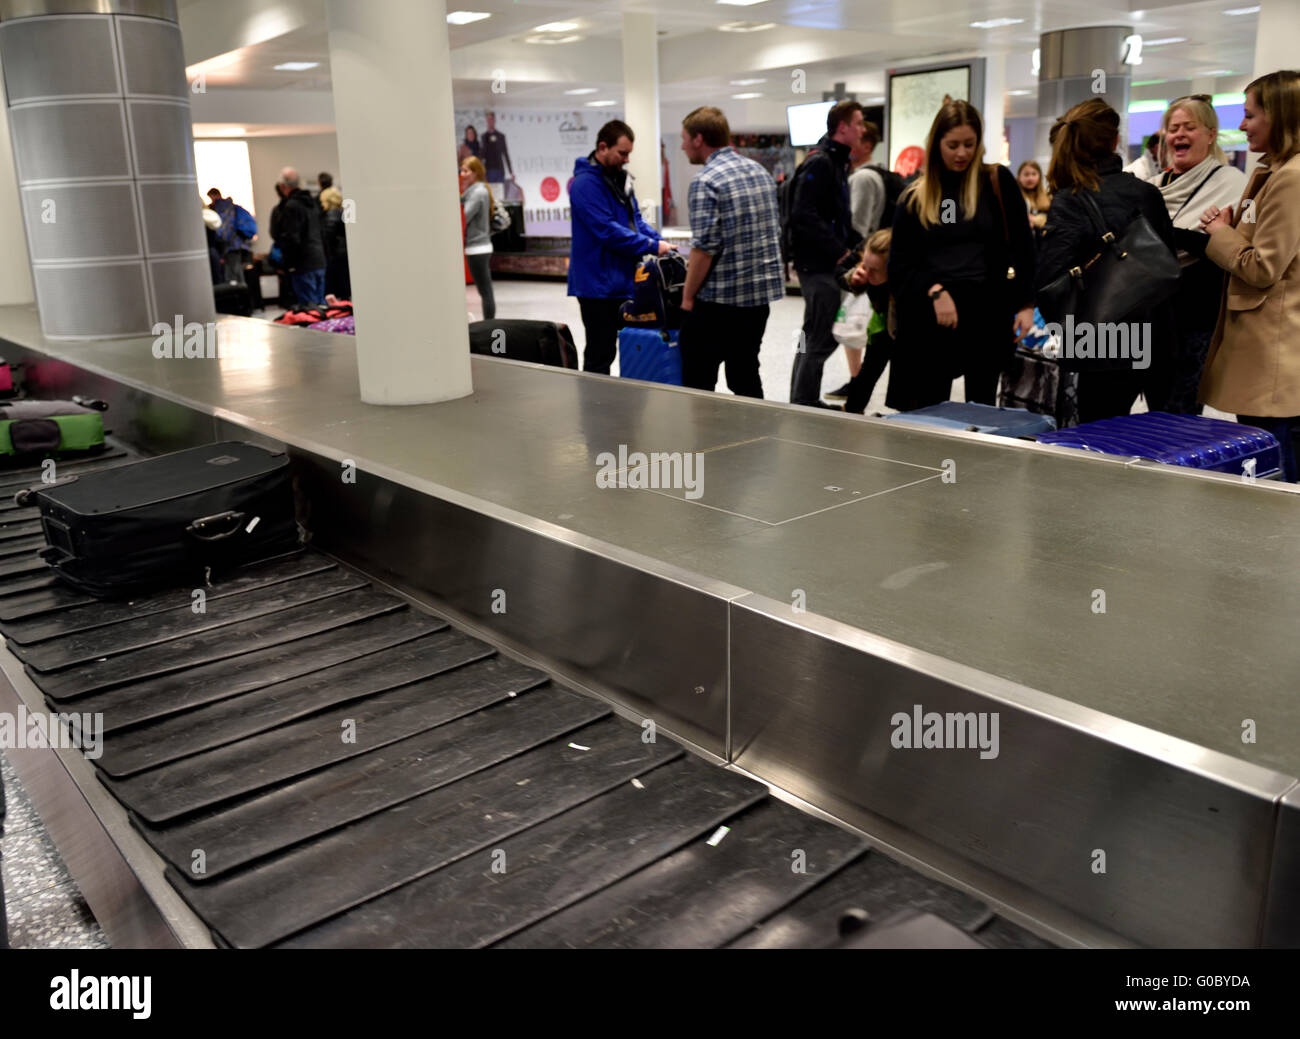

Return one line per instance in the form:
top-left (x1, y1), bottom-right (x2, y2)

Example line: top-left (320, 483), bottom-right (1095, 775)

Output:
top-left (455, 107), bottom-right (624, 236)
top-left (886, 66), bottom-right (972, 175)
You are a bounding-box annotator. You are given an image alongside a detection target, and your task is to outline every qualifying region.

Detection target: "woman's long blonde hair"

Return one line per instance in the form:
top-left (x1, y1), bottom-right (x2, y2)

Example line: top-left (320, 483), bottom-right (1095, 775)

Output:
top-left (902, 98), bottom-right (985, 229)
top-left (460, 156), bottom-right (494, 208)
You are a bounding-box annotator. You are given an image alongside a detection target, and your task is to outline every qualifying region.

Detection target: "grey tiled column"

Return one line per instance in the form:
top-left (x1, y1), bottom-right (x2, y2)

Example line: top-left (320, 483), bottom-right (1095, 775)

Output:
top-left (0, 0), bottom-right (213, 340)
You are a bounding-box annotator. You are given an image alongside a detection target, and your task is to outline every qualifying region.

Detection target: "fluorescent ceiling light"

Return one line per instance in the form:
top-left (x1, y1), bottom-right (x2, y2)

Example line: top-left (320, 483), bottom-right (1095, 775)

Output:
top-left (718, 21), bottom-right (775, 32)
top-left (732, 92), bottom-right (763, 99)
top-left (564, 87), bottom-right (599, 95)
top-left (1223, 6), bottom-right (1260, 14)
top-left (1201, 69), bottom-right (1235, 76)
top-left (1143, 37), bottom-right (1187, 46)
top-left (717, 0), bottom-right (770, 5)
top-left (1007, 89), bottom-right (1033, 96)
top-left (1132, 79), bottom-right (1168, 86)
top-left (447, 11), bottom-right (491, 24)
top-left (1128, 100), bottom-right (1169, 113)
top-left (534, 21), bottom-right (579, 32)
top-left (586, 100), bottom-right (617, 107)
top-left (970, 17), bottom-right (1024, 29)
top-left (525, 34), bottom-right (581, 44)
top-left (730, 78), bottom-right (767, 85)
top-left (273, 61), bottom-right (318, 71)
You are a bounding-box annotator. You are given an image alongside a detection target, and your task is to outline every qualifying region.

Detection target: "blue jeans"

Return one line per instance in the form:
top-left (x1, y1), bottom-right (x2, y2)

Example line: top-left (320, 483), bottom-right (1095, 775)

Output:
top-left (290, 268), bottom-right (327, 306)
top-left (1237, 414), bottom-right (1300, 483)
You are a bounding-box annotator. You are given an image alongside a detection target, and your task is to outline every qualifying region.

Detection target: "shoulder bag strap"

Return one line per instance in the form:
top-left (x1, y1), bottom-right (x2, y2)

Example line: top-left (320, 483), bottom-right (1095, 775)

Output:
top-left (985, 164), bottom-right (1016, 280)
top-left (1171, 165), bottom-right (1226, 222)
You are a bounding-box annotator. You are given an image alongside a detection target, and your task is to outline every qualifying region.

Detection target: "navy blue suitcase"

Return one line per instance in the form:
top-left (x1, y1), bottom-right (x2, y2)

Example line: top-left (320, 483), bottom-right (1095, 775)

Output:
top-left (884, 401), bottom-right (1057, 438)
top-left (617, 328), bottom-right (682, 386)
top-left (1037, 412), bottom-right (1282, 478)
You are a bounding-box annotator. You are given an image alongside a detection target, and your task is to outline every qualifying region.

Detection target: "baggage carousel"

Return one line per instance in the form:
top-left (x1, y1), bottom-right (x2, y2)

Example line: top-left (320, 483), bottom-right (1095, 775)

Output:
top-left (0, 304), bottom-right (1296, 948)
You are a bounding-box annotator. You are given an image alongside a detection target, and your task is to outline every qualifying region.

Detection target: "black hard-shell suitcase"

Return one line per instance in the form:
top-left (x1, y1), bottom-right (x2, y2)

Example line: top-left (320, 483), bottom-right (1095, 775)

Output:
top-left (17, 441), bottom-right (301, 597)
top-left (214, 281), bottom-right (253, 317)
top-left (468, 319), bottom-right (578, 369)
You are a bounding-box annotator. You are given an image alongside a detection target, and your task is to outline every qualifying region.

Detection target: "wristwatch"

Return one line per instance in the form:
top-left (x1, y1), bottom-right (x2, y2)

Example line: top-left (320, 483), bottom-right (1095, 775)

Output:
top-left (928, 286), bottom-right (946, 300)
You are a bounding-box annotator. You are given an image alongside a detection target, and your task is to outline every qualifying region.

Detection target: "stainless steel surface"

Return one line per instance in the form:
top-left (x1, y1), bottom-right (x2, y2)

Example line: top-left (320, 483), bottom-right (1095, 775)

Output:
top-left (728, 593), bottom-right (1291, 947)
top-left (1, 304), bottom-right (1298, 945)
top-left (1264, 785), bottom-right (1300, 948)
top-left (0, 0), bottom-right (176, 22)
top-left (0, 645), bottom-right (213, 948)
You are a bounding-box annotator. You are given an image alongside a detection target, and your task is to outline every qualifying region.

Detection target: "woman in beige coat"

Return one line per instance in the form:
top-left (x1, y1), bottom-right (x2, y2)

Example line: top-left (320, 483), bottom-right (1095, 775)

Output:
top-left (1199, 70), bottom-right (1300, 481)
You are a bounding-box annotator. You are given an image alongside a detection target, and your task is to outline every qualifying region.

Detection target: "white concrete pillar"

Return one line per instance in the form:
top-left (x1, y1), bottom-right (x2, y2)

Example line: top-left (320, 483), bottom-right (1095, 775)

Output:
top-left (621, 11), bottom-right (661, 228)
top-left (984, 53), bottom-right (1007, 165)
top-left (1253, 1), bottom-right (1300, 82)
top-left (0, 56), bottom-right (32, 306)
top-left (324, 0), bottom-right (471, 404)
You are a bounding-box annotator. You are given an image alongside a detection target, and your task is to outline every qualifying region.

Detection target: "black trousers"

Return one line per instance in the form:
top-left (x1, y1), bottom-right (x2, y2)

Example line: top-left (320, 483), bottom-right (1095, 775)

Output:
top-left (844, 333), bottom-right (893, 414)
top-left (680, 300), bottom-right (769, 398)
top-left (788, 270), bottom-right (842, 405)
top-left (579, 297), bottom-right (625, 374)
top-left (1075, 367), bottom-right (1149, 424)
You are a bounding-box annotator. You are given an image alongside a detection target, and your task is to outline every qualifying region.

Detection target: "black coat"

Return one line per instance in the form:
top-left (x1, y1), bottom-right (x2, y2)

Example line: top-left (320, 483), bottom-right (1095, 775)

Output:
top-left (270, 188), bottom-right (327, 272)
top-left (321, 207), bottom-right (347, 259)
top-left (889, 163), bottom-right (1037, 316)
top-left (1036, 154), bottom-right (1177, 370)
top-left (790, 133), bottom-right (861, 273)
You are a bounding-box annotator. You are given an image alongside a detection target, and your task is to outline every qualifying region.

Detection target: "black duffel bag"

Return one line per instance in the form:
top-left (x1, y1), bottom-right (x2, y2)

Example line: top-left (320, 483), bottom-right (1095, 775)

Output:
top-left (1038, 191), bottom-right (1180, 327)
top-left (16, 441), bottom-right (302, 597)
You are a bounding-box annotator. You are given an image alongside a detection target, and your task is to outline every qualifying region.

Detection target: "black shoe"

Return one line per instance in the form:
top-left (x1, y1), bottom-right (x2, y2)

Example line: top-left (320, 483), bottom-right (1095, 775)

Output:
top-left (802, 399), bottom-right (843, 411)
top-left (824, 382), bottom-right (852, 401)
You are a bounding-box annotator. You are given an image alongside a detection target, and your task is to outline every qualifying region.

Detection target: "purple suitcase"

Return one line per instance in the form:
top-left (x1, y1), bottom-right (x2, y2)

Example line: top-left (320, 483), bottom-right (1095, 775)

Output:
top-left (1036, 412), bottom-right (1282, 478)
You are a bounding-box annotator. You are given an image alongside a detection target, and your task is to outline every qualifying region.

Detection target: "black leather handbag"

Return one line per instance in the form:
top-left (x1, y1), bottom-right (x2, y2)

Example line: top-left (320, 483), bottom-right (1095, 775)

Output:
top-left (1038, 191), bottom-right (1179, 325)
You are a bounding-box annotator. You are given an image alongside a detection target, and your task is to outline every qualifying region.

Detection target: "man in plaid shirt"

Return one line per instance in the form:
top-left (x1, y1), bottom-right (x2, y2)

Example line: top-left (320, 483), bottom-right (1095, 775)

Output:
top-left (679, 106), bottom-right (785, 397)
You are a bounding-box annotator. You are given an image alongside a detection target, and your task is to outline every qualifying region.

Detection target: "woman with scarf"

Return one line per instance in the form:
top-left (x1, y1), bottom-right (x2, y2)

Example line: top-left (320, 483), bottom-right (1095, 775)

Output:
top-left (1148, 95), bottom-right (1246, 413)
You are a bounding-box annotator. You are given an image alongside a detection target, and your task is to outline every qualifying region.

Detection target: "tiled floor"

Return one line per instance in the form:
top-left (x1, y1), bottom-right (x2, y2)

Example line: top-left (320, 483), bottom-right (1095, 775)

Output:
top-left (1, 751), bottom-right (109, 949)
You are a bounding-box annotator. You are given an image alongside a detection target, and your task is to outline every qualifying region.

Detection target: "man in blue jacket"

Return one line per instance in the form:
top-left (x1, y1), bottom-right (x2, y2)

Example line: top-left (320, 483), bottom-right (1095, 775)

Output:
top-left (568, 120), bottom-right (671, 374)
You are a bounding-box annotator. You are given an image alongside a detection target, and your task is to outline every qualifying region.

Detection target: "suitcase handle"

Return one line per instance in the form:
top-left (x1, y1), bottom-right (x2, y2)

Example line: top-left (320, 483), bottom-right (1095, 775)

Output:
top-left (186, 511), bottom-right (247, 541)
top-left (71, 396), bottom-right (109, 412)
top-left (13, 473), bottom-right (78, 507)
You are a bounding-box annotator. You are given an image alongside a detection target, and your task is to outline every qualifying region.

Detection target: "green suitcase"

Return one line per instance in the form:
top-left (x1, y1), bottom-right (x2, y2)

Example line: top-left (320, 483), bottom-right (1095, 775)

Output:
top-left (0, 398), bottom-right (107, 457)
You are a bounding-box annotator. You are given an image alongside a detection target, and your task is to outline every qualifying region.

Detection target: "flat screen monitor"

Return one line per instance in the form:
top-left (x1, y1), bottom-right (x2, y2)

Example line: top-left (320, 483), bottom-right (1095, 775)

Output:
top-left (787, 100), bottom-right (834, 147)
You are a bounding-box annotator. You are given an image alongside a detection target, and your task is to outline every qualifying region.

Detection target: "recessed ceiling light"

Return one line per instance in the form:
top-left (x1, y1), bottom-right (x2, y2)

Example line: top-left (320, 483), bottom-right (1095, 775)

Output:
top-left (447, 11), bottom-right (491, 25)
top-left (565, 87), bottom-right (599, 95)
top-left (730, 78), bottom-right (767, 86)
top-left (732, 92), bottom-right (764, 99)
top-left (970, 17), bottom-right (1024, 29)
top-left (273, 62), bottom-right (318, 71)
top-left (1143, 37), bottom-right (1187, 46)
top-left (534, 21), bottom-right (579, 32)
top-left (525, 34), bottom-right (581, 44)
top-left (718, 21), bottom-right (775, 32)
top-left (1223, 5), bottom-right (1260, 14)
top-left (1008, 89), bottom-right (1033, 96)
top-left (586, 100), bottom-right (617, 107)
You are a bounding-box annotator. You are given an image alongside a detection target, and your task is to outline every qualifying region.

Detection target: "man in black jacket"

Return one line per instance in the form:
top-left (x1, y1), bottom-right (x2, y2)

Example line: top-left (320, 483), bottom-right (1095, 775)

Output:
top-left (788, 100), bottom-right (866, 406)
top-left (270, 167), bottom-right (327, 306)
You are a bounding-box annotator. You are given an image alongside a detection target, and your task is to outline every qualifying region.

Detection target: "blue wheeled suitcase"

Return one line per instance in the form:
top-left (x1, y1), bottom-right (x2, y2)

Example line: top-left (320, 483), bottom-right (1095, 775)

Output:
top-left (617, 328), bottom-right (682, 386)
top-left (1037, 412), bottom-right (1282, 478)
top-left (883, 401), bottom-right (1057, 438)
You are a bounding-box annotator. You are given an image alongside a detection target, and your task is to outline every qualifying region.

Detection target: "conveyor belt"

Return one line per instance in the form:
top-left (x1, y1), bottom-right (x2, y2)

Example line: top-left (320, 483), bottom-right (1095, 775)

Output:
top-left (0, 522), bottom-right (1053, 947)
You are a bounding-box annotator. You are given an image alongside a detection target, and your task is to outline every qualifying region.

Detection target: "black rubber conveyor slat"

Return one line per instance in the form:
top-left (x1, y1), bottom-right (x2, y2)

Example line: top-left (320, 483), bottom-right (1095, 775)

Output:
top-left (0, 520), bottom-right (41, 542)
top-left (0, 574), bottom-right (57, 598)
top-left (0, 447), bottom-right (130, 486)
top-left (0, 554), bottom-right (47, 580)
top-left (99, 627), bottom-right (484, 778)
top-left (0, 551), bottom-right (333, 637)
top-left (32, 586), bottom-right (405, 701)
top-left (275, 756), bottom-right (768, 949)
top-left (495, 798), bottom-right (867, 949)
top-left (105, 655), bottom-right (556, 824)
top-left (0, 535), bottom-right (43, 560)
top-left (725, 849), bottom-right (1055, 950)
top-left (73, 609), bottom-right (444, 734)
top-left (14, 567), bottom-right (363, 671)
top-left (164, 715), bottom-right (682, 947)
